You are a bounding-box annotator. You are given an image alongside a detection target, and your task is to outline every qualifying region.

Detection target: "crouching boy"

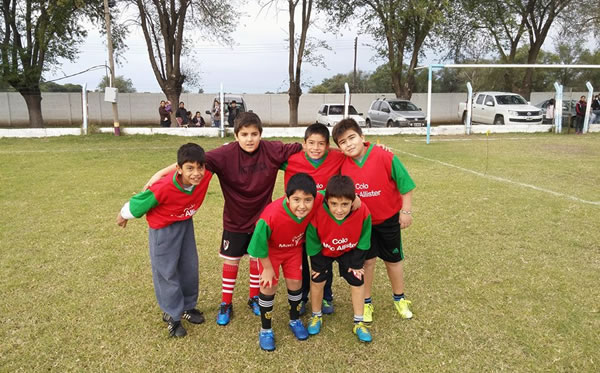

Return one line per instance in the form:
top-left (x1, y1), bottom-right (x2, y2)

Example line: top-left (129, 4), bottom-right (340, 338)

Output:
top-left (247, 173), bottom-right (323, 351)
top-left (305, 175), bottom-right (373, 343)
top-left (116, 143), bottom-right (212, 337)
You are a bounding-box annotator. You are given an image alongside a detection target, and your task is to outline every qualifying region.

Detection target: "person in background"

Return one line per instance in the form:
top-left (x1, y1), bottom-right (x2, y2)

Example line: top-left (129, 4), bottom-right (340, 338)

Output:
top-left (176, 102), bottom-right (189, 127)
top-left (227, 100), bottom-right (240, 128)
top-left (591, 94), bottom-right (600, 124)
top-left (159, 100), bottom-right (171, 127)
top-left (545, 98), bottom-right (555, 125)
top-left (575, 95), bottom-right (586, 135)
top-left (212, 99), bottom-right (222, 128)
top-left (192, 111), bottom-right (206, 127)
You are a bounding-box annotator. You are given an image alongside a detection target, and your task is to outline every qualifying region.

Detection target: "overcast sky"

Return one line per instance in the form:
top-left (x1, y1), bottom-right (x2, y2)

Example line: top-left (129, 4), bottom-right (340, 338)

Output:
top-left (45, 2), bottom-right (386, 94)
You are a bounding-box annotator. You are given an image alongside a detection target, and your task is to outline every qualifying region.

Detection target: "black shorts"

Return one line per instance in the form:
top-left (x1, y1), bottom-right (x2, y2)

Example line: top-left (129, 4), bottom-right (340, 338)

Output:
top-left (367, 213), bottom-right (404, 263)
top-left (219, 230), bottom-right (253, 260)
top-left (310, 250), bottom-right (367, 287)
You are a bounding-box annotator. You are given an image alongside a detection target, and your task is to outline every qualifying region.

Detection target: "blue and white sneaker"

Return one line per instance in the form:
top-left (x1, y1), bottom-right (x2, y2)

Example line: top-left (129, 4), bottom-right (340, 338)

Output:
top-left (322, 299), bottom-right (334, 315)
top-left (259, 329), bottom-right (276, 351)
top-left (216, 302), bottom-right (233, 326)
top-left (248, 296), bottom-right (260, 316)
top-left (288, 319), bottom-right (309, 340)
top-left (307, 315), bottom-right (322, 335)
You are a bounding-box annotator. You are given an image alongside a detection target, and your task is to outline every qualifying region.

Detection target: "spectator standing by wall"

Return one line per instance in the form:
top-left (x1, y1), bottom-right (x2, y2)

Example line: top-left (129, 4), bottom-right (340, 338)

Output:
top-left (176, 102), bottom-right (190, 127)
top-left (211, 99), bottom-right (222, 128)
top-left (227, 100), bottom-right (240, 128)
top-left (159, 100), bottom-right (171, 127)
top-left (575, 95), bottom-right (586, 134)
top-left (591, 94), bottom-right (600, 124)
top-left (545, 98), bottom-right (555, 125)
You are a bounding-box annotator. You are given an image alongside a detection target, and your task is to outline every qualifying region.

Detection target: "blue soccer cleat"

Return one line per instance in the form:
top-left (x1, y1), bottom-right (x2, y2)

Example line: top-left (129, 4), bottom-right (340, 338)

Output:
top-left (216, 302), bottom-right (233, 326)
top-left (288, 319), bottom-right (309, 340)
top-left (248, 296), bottom-right (260, 316)
top-left (259, 329), bottom-right (276, 351)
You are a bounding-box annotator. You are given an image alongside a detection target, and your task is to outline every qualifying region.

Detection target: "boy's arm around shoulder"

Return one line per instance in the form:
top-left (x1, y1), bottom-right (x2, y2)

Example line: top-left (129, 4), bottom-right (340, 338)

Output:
top-left (264, 140), bottom-right (303, 164)
top-left (305, 222), bottom-right (322, 256)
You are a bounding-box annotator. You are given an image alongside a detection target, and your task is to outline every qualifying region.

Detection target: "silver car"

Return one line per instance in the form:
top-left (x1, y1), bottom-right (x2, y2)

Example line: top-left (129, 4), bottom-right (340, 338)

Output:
top-left (366, 99), bottom-right (426, 127)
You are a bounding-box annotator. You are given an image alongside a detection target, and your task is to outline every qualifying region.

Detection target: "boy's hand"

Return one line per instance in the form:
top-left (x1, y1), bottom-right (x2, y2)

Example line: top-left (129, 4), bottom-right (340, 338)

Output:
top-left (399, 213), bottom-right (412, 229)
top-left (348, 267), bottom-right (364, 280)
top-left (375, 143), bottom-right (392, 153)
top-left (351, 195), bottom-right (362, 211)
top-left (116, 213), bottom-right (128, 228)
top-left (260, 268), bottom-right (277, 288)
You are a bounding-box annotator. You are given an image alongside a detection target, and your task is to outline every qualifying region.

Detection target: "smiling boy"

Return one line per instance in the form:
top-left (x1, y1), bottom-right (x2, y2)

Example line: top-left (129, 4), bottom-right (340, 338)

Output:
top-left (332, 118), bottom-right (416, 324)
top-left (280, 123), bottom-right (345, 314)
top-left (247, 173), bottom-right (323, 351)
top-left (144, 112), bottom-right (302, 326)
top-left (116, 143), bottom-right (212, 337)
top-left (305, 175), bottom-right (372, 343)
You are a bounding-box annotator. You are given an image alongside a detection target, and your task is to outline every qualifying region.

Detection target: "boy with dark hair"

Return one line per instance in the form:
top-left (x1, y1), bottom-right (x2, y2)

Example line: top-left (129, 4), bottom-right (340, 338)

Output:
top-left (280, 123), bottom-right (346, 315)
top-left (145, 112), bottom-right (303, 326)
top-left (332, 118), bottom-right (416, 324)
top-left (247, 173), bottom-right (322, 351)
top-left (116, 143), bottom-right (212, 337)
top-left (305, 175), bottom-right (373, 343)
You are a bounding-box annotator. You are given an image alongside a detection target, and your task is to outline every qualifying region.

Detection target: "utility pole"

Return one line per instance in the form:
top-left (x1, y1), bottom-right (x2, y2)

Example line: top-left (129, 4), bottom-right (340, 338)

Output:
top-left (103, 0), bottom-right (120, 136)
top-left (353, 37), bottom-right (358, 91)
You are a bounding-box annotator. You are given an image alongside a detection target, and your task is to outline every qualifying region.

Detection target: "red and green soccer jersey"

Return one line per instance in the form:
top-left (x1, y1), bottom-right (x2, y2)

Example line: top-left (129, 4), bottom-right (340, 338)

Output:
top-left (340, 142), bottom-right (415, 225)
top-left (281, 150), bottom-right (345, 191)
top-left (124, 170), bottom-right (213, 229)
top-left (306, 201), bottom-right (371, 258)
top-left (247, 194), bottom-right (324, 259)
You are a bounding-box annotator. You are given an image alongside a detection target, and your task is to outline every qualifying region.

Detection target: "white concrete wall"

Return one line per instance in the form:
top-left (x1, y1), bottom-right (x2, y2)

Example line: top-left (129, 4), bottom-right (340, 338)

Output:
top-left (0, 91), bottom-right (591, 127)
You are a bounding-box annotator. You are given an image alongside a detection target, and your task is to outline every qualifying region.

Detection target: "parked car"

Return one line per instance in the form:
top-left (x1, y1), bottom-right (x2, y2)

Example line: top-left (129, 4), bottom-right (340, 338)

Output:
top-left (315, 104), bottom-right (366, 127)
top-left (458, 92), bottom-right (543, 125)
top-left (366, 98), bottom-right (426, 127)
top-left (534, 99), bottom-right (577, 127)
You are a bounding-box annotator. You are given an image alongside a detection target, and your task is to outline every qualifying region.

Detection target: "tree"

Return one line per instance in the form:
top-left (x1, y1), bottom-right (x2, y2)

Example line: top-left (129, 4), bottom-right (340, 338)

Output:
top-left (40, 81), bottom-right (83, 92)
top-left (127, 0), bottom-right (236, 117)
top-left (0, 0), bottom-right (105, 127)
top-left (459, 0), bottom-right (578, 98)
top-left (97, 75), bottom-right (137, 93)
top-left (321, 0), bottom-right (452, 99)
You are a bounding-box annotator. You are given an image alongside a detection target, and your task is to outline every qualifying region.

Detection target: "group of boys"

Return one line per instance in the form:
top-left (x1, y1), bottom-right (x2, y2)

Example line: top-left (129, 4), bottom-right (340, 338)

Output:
top-left (116, 112), bottom-right (416, 351)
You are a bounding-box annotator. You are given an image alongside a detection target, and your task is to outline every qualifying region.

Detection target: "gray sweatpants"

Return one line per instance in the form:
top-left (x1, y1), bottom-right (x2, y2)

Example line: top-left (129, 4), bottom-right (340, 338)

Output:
top-left (149, 219), bottom-right (199, 321)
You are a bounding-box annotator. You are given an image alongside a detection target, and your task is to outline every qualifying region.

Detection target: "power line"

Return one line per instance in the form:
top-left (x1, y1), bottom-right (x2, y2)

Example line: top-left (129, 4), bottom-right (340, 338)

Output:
top-left (44, 65), bottom-right (112, 83)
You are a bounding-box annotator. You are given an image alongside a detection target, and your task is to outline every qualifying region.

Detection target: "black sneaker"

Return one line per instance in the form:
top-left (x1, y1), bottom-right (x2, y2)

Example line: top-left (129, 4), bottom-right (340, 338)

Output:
top-left (182, 309), bottom-right (205, 324)
top-left (163, 313), bottom-right (187, 338)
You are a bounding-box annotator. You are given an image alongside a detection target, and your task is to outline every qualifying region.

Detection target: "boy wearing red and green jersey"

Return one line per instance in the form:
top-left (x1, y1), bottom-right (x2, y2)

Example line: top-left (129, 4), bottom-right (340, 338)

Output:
top-left (280, 123), bottom-right (343, 314)
top-left (247, 173), bottom-right (323, 351)
top-left (305, 175), bottom-right (373, 343)
top-left (332, 119), bottom-right (416, 324)
top-left (116, 143), bottom-right (212, 338)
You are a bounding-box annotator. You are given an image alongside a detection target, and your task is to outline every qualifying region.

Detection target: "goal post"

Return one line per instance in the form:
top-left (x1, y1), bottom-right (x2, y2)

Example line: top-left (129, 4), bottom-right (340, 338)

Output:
top-left (418, 64), bottom-right (600, 144)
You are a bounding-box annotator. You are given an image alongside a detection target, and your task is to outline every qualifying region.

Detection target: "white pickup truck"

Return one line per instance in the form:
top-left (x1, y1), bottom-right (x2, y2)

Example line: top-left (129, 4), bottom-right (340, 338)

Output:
top-left (458, 91), bottom-right (543, 125)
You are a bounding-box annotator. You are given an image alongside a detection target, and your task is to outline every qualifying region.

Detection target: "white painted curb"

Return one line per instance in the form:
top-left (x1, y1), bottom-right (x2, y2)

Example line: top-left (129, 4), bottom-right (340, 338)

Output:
top-left (1, 124), bottom-right (597, 138)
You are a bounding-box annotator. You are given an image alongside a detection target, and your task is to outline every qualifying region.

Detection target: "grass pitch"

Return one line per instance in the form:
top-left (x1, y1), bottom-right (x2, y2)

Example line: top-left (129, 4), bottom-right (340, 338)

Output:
top-left (0, 132), bottom-right (598, 372)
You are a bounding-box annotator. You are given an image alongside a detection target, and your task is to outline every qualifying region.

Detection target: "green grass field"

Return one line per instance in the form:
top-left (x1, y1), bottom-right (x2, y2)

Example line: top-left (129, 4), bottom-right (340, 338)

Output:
top-left (1, 133), bottom-right (598, 372)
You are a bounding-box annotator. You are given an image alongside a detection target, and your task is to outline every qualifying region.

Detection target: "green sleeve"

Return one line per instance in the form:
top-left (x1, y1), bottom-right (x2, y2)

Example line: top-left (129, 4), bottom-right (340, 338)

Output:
top-left (357, 215), bottom-right (372, 251)
top-left (129, 190), bottom-right (159, 218)
top-left (391, 156), bottom-right (416, 194)
top-left (279, 161), bottom-right (289, 171)
top-left (247, 219), bottom-right (271, 258)
top-left (305, 223), bottom-right (323, 256)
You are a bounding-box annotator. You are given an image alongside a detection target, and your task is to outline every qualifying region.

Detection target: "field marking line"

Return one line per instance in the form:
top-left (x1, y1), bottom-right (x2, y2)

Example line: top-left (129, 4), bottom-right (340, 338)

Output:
top-left (0, 146), bottom-right (176, 154)
top-left (403, 137), bottom-right (533, 143)
top-left (392, 147), bottom-right (600, 206)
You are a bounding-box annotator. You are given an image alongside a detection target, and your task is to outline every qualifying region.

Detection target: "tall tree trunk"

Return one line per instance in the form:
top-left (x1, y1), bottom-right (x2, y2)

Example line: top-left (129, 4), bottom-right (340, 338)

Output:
top-left (288, 81), bottom-right (300, 127)
top-left (21, 90), bottom-right (44, 128)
